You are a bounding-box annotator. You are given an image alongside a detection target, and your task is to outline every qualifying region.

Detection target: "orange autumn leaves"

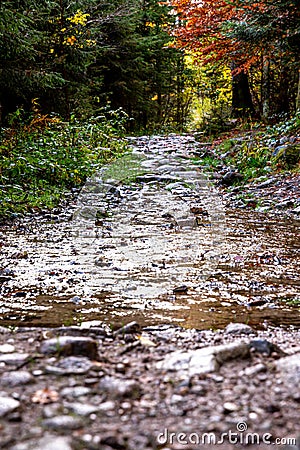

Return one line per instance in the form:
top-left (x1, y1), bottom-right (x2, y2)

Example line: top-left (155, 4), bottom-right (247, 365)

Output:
top-left (169, 0), bottom-right (298, 72)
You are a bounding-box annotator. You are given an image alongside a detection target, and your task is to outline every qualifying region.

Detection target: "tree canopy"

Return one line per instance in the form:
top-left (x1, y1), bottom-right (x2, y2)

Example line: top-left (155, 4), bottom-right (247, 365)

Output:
top-left (170, 0), bottom-right (300, 118)
top-left (0, 0), bottom-right (299, 127)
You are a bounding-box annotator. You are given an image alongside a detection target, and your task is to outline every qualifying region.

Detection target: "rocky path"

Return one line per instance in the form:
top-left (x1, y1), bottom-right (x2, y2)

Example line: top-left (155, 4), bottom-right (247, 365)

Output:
top-left (0, 134), bottom-right (299, 449)
top-left (0, 323), bottom-right (300, 450)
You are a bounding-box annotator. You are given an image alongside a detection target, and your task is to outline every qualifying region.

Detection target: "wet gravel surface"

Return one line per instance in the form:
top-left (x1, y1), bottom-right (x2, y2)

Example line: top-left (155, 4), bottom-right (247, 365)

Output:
top-left (0, 134), bottom-right (299, 330)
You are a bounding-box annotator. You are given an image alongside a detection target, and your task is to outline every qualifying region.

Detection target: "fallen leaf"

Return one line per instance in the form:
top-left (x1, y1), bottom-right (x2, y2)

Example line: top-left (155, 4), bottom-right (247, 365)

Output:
top-left (31, 388), bottom-right (59, 404)
top-left (137, 334), bottom-right (157, 347)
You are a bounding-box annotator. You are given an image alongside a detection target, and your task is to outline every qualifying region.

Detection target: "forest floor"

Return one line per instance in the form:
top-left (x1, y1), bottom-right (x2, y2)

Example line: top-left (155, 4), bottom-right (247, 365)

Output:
top-left (0, 132), bottom-right (299, 450)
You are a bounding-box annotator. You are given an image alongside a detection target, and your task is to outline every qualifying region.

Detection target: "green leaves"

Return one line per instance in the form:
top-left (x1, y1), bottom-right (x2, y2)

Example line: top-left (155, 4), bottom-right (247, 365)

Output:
top-left (0, 111), bottom-right (128, 220)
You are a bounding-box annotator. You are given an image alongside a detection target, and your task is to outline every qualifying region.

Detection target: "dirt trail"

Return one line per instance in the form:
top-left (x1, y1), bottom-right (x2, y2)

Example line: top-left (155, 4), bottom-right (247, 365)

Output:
top-left (0, 134), bottom-right (299, 329)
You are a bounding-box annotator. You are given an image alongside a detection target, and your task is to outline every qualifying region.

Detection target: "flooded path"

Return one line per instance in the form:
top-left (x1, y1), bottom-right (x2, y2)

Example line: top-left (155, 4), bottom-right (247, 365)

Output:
top-left (0, 135), bottom-right (299, 329)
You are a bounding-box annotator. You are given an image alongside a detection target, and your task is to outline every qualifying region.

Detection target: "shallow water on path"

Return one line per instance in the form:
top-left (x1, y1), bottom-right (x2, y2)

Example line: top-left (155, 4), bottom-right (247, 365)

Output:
top-left (0, 135), bottom-right (299, 329)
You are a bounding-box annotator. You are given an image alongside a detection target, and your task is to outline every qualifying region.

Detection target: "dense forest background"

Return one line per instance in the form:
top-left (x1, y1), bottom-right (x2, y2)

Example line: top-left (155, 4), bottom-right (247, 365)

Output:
top-left (0, 0), bottom-right (193, 131)
top-left (0, 0), bottom-right (299, 219)
top-left (1, 0), bottom-right (299, 131)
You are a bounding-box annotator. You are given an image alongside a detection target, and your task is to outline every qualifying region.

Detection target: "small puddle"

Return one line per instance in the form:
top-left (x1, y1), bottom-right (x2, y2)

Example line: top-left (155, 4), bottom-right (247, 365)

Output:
top-left (0, 135), bottom-right (299, 329)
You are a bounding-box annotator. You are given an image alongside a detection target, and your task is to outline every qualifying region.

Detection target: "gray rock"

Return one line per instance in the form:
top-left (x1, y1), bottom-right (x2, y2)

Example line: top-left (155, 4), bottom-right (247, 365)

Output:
top-left (157, 342), bottom-right (249, 376)
top-left (9, 434), bottom-right (73, 450)
top-left (0, 396), bottom-right (20, 417)
top-left (69, 295), bottom-right (81, 304)
top-left (249, 339), bottom-right (285, 356)
top-left (0, 353), bottom-right (29, 365)
top-left (292, 206), bottom-right (300, 214)
top-left (135, 174), bottom-right (159, 183)
top-left (220, 171), bottom-right (243, 186)
top-left (65, 402), bottom-right (99, 416)
top-left (0, 371), bottom-right (33, 387)
top-left (99, 376), bottom-right (142, 399)
top-left (275, 199), bottom-right (295, 208)
top-left (42, 414), bottom-right (84, 430)
top-left (243, 363), bottom-right (267, 377)
top-left (225, 323), bottom-right (257, 335)
top-left (61, 386), bottom-right (91, 398)
top-left (42, 404), bottom-right (61, 419)
top-left (0, 344), bottom-right (15, 353)
top-left (98, 400), bottom-right (116, 412)
top-left (45, 356), bottom-right (93, 375)
top-left (255, 179), bottom-right (276, 189)
top-left (223, 402), bottom-right (239, 413)
top-left (40, 336), bottom-right (98, 360)
top-left (276, 353), bottom-right (300, 387)
top-left (113, 321), bottom-right (140, 336)
top-left (165, 182), bottom-right (184, 190)
top-left (0, 326), bottom-right (10, 334)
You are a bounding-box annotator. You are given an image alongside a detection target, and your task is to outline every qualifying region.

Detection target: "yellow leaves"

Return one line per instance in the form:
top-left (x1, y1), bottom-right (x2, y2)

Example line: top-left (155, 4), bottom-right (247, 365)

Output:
top-left (48, 9), bottom-right (94, 50)
top-left (151, 94), bottom-right (158, 101)
top-left (67, 9), bottom-right (89, 26)
top-left (86, 39), bottom-right (96, 47)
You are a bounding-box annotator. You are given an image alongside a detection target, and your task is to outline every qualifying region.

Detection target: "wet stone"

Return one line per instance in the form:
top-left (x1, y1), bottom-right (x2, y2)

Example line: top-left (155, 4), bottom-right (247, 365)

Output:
top-left (223, 402), bottom-right (239, 413)
top-left (0, 344), bottom-right (15, 353)
top-left (56, 325), bottom-right (108, 338)
top-left (0, 326), bottom-right (10, 334)
top-left (225, 323), bottom-right (257, 335)
top-left (249, 339), bottom-right (285, 356)
top-left (243, 363), bottom-right (267, 377)
top-left (99, 376), bottom-right (142, 399)
top-left (276, 353), bottom-right (300, 388)
top-left (157, 342), bottom-right (249, 376)
top-left (42, 414), bottom-right (84, 430)
top-left (45, 356), bottom-right (93, 375)
top-left (0, 353), bottom-right (29, 365)
top-left (98, 400), bottom-right (116, 412)
top-left (220, 170), bottom-right (243, 186)
top-left (65, 402), bottom-right (99, 417)
top-left (40, 336), bottom-right (98, 360)
top-left (9, 435), bottom-right (73, 450)
top-left (0, 396), bottom-right (20, 417)
top-left (0, 371), bottom-right (34, 387)
top-left (42, 404), bottom-right (61, 419)
top-left (113, 321), bottom-right (141, 336)
top-left (60, 386), bottom-right (91, 399)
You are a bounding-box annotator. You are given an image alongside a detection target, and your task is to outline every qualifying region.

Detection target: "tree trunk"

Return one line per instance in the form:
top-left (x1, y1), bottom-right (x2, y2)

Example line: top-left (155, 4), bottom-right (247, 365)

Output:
top-left (296, 69), bottom-right (300, 112)
top-left (231, 64), bottom-right (254, 118)
top-left (262, 57), bottom-right (270, 120)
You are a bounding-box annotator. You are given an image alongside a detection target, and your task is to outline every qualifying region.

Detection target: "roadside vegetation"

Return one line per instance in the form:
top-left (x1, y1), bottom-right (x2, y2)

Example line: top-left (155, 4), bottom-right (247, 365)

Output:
top-left (0, 106), bottom-right (128, 220)
top-left (193, 113), bottom-right (300, 183)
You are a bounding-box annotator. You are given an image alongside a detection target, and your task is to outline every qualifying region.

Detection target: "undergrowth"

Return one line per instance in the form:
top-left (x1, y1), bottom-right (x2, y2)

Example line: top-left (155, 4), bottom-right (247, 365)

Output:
top-left (0, 105), bottom-right (129, 220)
top-left (195, 113), bottom-right (300, 183)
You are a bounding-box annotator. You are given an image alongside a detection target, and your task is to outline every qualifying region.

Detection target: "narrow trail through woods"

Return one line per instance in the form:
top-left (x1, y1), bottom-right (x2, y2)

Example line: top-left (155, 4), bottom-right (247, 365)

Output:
top-left (0, 135), bottom-right (299, 329)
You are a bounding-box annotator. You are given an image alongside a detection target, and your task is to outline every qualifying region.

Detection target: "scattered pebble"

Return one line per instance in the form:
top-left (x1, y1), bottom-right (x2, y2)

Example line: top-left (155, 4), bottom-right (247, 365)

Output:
top-left (42, 415), bottom-right (84, 430)
top-left (0, 396), bottom-right (20, 418)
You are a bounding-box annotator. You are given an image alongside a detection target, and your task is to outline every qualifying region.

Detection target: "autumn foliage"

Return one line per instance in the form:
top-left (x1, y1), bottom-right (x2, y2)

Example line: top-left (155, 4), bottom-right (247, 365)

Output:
top-left (170, 0), bottom-right (300, 117)
top-left (170, 0), bottom-right (300, 71)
